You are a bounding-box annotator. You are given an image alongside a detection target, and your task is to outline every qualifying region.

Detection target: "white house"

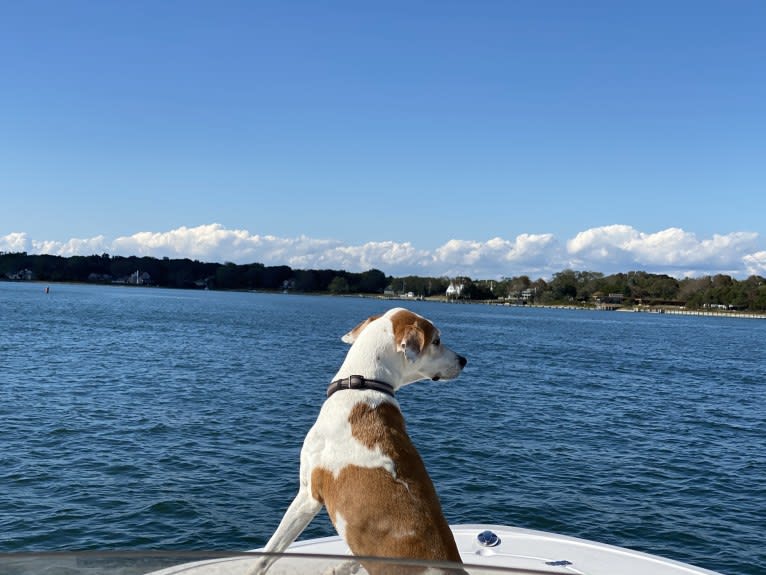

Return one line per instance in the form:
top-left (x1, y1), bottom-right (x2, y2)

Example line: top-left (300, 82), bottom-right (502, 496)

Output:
top-left (446, 281), bottom-right (464, 299)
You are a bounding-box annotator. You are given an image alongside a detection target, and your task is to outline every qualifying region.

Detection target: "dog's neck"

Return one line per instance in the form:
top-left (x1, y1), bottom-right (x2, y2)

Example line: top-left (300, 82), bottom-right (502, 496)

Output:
top-left (331, 333), bottom-right (412, 391)
top-left (326, 375), bottom-right (395, 398)
top-left (331, 355), bottom-right (404, 390)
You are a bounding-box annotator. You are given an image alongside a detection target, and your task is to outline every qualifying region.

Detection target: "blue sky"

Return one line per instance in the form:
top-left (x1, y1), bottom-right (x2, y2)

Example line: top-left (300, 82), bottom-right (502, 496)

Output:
top-left (2, 1), bottom-right (765, 278)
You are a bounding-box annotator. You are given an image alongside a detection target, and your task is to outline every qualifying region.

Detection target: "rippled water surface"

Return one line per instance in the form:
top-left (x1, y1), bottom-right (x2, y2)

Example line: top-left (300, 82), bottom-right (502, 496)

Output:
top-left (1, 282), bottom-right (764, 575)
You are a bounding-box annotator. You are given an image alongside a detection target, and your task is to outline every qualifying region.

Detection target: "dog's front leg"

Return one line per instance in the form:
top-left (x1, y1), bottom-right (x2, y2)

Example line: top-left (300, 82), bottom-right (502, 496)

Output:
top-left (248, 488), bottom-right (322, 575)
top-left (263, 488), bottom-right (322, 553)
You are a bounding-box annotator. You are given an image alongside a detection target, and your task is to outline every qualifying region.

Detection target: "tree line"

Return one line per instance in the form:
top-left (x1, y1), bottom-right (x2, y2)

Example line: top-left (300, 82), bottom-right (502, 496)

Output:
top-left (0, 252), bottom-right (388, 294)
top-left (2, 252), bottom-right (765, 311)
top-left (477, 269), bottom-right (766, 311)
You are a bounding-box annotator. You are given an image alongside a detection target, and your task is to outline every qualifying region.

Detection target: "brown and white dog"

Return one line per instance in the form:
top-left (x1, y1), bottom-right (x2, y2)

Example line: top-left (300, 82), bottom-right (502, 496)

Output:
top-left (252, 307), bottom-right (467, 573)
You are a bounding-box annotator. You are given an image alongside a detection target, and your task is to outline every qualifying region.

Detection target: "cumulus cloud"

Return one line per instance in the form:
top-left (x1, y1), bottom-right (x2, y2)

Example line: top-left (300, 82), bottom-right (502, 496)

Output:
top-left (2, 223), bottom-right (764, 279)
top-left (744, 251), bottom-right (766, 276)
top-left (1, 232), bottom-right (29, 252)
top-left (33, 235), bottom-right (110, 256)
top-left (566, 225), bottom-right (760, 277)
top-left (433, 234), bottom-right (561, 277)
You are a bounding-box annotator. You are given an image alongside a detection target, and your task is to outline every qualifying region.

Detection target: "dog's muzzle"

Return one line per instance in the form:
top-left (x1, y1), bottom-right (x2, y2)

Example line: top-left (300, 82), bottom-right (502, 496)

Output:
top-left (432, 354), bottom-right (467, 381)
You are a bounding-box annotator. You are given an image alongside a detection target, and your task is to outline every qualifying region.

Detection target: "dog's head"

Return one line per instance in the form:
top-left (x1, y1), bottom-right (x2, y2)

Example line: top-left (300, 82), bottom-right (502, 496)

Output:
top-left (342, 307), bottom-right (467, 386)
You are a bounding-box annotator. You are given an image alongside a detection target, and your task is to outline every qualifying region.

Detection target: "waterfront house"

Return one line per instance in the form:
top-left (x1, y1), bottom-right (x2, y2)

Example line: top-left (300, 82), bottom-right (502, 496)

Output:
top-left (446, 281), bottom-right (464, 299)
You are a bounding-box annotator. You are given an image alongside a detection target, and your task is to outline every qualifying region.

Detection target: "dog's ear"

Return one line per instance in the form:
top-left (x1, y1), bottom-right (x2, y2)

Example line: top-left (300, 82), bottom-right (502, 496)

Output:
top-left (398, 325), bottom-right (425, 362)
top-left (390, 309), bottom-right (434, 362)
top-left (341, 314), bottom-right (382, 344)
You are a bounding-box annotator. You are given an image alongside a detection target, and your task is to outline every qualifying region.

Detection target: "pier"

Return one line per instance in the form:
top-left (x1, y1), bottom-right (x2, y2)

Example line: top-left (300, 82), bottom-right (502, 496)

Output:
top-left (627, 307), bottom-right (766, 319)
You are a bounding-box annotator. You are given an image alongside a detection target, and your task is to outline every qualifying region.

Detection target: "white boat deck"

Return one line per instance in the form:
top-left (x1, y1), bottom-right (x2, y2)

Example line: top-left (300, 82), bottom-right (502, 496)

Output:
top-left (149, 524), bottom-right (723, 575)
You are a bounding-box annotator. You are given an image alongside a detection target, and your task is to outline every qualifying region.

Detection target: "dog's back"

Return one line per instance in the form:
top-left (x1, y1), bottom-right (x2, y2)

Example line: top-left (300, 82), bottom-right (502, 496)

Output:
top-left (309, 398), bottom-right (461, 562)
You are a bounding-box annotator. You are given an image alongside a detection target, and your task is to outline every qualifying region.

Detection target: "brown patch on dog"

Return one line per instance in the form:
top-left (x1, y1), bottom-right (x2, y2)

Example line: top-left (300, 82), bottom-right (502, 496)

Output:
top-left (390, 309), bottom-right (436, 357)
top-left (310, 402), bottom-right (461, 565)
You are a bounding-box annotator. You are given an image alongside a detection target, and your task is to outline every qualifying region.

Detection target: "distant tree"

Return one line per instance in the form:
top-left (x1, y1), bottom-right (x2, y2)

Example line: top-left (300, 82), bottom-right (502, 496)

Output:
top-left (531, 278), bottom-right (548, 299)
top-left (328, 276), bottom-right (350, 294)
top-left (678, 276), bottom-right (710, 305)
top-left (110, 256), bottom-right (136, 280)
top-left (549, 269), bottom-right (579, 301)
top-left (357, 269), bottom-right (387, 293)
top-left (242, 263), bottom-right (265, 289)
top-left (471, 279), bottom-right (497, 300)
top-left (215, 262), bottom-right (241, 290)
top-left (647, 274), bottom-right (680, 301)
top-left (602, 273), bottom-right (630, 298)
top-left (293, 269), bottom-right (318, 291)
top-left (509, 275), bottom-right (532, 295)
top-left (261, 265), bottom-right (292, 290)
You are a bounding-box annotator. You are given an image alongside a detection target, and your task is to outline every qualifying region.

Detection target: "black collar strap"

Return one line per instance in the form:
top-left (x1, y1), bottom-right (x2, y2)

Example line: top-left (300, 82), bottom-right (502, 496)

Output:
top-left (327, 375), bottom-right (395, 398)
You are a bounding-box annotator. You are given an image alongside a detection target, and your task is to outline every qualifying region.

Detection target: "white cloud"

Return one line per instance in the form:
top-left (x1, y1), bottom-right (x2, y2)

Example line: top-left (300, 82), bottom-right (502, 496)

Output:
top-left (0, 232), bottom-right (29, 252)
top-left (2, 224), bottom-right (764, 279)
top-left (433, 234), bottom-right (561, 277)
top-left (744, 251), bottom-right (766, 276)
top-left (310, 241), bottom-right (430, 274)
top-left (32, 236), bottom-right (109, 256)
top-left (567, 225), bottom-right (760, 277)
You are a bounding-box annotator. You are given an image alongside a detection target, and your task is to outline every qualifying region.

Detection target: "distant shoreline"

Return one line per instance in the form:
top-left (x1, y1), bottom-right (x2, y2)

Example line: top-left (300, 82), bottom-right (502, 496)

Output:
top-left (5, 278), bottom-right (766, 320)
top-left (341, 292), bottom-right (766, 320)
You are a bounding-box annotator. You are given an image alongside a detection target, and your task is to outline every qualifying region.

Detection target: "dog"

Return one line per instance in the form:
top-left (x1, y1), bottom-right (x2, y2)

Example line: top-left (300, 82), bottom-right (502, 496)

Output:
top-left (251, 307), bottom-right (467, 574)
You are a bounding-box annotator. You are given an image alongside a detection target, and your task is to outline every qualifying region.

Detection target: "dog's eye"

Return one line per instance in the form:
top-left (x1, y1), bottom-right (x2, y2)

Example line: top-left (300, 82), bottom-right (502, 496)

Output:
top-left (433, 338), bottom-right (441, 346)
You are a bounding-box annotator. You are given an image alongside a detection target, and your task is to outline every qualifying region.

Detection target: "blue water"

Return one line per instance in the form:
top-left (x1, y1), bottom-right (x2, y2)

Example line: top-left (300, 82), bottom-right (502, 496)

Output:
top-left (1, 282), bottom-right (764, 574)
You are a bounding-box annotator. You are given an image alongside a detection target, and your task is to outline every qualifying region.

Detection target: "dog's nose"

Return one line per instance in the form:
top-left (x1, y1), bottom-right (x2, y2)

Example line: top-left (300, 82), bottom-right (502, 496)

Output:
top-left (458, 355), bottom-right (467, 368)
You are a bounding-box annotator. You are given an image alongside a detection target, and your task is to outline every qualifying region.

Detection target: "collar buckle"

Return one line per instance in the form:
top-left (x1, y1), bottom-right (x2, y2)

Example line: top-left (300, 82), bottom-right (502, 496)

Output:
top-left (327, 375), bottom-right (395, 399)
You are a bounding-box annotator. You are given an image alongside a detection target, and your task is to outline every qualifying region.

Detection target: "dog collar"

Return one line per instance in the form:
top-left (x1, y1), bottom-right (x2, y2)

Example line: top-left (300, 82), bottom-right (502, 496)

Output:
top-left (326, 375), bottom-right (395, 398)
